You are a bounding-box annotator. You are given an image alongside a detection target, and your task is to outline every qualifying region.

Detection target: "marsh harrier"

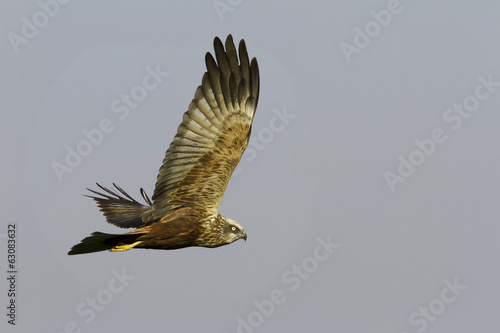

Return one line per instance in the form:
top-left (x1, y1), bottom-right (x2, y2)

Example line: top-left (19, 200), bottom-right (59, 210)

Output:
top-left (68, 35), bottom-right (259, 255)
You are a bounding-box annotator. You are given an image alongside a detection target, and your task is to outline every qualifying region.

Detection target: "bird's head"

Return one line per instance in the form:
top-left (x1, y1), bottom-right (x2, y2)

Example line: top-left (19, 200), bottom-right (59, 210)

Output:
top-left (221, 217), bottom-right (247, 244)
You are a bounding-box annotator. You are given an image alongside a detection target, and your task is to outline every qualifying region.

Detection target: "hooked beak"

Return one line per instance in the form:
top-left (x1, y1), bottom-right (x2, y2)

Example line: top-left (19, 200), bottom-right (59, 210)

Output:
top-left (242, 233), bottom-right (247, 241)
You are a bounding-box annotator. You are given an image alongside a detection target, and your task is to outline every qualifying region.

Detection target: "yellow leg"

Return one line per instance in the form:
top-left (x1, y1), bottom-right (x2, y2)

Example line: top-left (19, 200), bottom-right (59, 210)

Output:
top-left (110, 241), bottom-right (142, 252)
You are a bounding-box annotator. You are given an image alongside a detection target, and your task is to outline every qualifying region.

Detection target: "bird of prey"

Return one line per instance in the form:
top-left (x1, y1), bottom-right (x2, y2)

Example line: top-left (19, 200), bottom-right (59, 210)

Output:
top-left (68, 35), bottom-right (259, 255)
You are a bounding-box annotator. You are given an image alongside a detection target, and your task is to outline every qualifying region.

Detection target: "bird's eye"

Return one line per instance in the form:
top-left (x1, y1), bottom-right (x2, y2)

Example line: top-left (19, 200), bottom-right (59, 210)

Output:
top-left (231, 226), bottom-right (237, 232)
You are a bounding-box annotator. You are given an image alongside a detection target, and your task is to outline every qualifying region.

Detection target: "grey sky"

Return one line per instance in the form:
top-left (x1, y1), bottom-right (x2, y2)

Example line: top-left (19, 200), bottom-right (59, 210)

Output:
top-left (1, 1), bottom-right (499, 332)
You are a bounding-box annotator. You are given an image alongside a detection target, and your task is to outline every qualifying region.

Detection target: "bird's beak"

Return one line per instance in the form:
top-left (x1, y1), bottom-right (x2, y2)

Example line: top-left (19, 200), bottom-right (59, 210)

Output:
top-left (242, 233), bottom-right (247, 241)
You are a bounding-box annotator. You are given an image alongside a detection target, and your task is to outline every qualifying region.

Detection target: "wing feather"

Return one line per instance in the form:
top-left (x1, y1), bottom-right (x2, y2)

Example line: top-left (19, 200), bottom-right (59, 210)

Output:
top-left (151, 35), bottom-right (259, 219)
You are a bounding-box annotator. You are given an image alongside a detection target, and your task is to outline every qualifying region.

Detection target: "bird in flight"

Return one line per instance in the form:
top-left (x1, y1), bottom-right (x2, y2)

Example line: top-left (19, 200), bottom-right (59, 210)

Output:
top-left (68, 35), bottom-right (259, 255)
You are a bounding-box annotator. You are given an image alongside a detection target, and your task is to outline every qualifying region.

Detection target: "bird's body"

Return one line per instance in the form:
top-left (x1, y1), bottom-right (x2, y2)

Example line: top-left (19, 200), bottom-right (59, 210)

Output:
top-left (68, 35), bottom-right (259, 255)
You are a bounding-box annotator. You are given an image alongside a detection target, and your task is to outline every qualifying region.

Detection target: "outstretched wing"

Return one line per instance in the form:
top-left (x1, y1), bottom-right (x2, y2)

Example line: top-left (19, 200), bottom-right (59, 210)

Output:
top-left (85, 183), bottom-right (153, 228)
top-left (151, 35), bottom-right (260, 219)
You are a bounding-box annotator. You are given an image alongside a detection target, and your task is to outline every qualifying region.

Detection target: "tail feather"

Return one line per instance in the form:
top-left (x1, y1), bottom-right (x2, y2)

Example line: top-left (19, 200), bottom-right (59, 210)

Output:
top-left (86, 183), bottom-right (153, 228)
top-left (68, 231), bottom-right (144, 255)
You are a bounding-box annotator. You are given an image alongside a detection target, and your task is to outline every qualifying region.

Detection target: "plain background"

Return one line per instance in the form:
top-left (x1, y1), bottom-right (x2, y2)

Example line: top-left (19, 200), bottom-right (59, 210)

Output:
top-left (1, 1), bottom-right (500, 332)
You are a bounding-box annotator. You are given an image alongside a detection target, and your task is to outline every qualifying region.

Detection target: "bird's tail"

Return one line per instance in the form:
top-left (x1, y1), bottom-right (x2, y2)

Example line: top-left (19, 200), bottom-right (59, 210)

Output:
top-left (86, 183), bottom-right (154, 229)
top-left (68, 231), bottom-right (145, 255)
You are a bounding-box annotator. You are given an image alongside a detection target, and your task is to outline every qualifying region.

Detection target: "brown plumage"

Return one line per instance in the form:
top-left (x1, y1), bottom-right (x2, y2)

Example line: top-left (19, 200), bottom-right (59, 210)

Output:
top-left (68, 35), bottom-right (259, 255)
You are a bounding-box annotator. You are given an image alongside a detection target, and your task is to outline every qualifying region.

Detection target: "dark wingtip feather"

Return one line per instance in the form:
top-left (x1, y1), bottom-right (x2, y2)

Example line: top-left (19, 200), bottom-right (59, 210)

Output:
top-left (141, 188), bottom-right (152, 206)
top-left (250, 58), bottom-right (260, 109)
